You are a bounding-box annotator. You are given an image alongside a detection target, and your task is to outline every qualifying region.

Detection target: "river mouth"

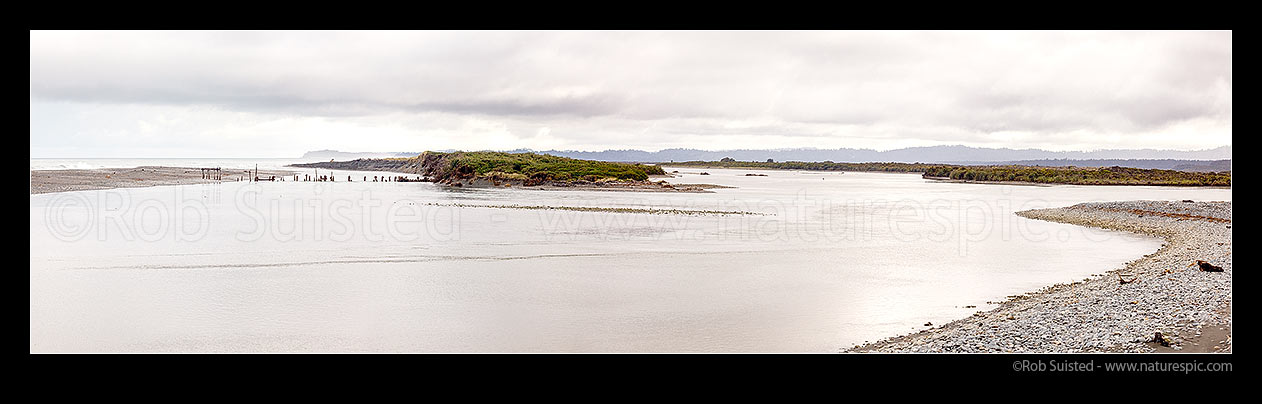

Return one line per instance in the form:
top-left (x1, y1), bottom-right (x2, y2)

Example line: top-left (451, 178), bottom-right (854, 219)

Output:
top-left (29, 168), bottom-right (1229, 352)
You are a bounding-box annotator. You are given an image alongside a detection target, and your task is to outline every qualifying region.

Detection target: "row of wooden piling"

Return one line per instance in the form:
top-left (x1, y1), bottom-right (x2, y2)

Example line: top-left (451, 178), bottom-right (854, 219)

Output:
top-left (200, 168), bottom-right (222, 180)
top-left (199, 165), bottom-right (425, 183)
top-left (197, 166), bottom-right (424, 183)
top-left (294, 174), bottom-right (425, 182)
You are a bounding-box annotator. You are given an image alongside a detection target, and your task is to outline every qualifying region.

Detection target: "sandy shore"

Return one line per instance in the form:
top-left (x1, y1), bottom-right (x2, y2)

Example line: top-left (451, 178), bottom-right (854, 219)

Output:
top-left (847, 200), bottom-right (1231, 353)
top-left (922, 176), bottom-right (1057, 186)
top-left (30, 166), bottom-right (297, 195)
top-left (523, 182), bottom-right (732, 193)
top-left (437, 177), bottom-right (733, 193)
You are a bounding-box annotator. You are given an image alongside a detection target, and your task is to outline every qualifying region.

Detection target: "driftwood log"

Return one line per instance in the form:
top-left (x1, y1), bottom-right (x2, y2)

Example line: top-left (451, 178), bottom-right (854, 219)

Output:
top-left (1117, 273), bottom-right (1138, 284)
top-left (1149, 332), bottom-right (1173, 347)
top-left (1191, 260), bottom-right (1224, 272)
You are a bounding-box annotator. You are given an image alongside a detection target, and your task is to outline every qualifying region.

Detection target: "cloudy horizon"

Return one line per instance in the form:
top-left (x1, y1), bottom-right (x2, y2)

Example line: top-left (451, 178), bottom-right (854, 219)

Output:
top-left (29, 30), bottom-right (1232, 158)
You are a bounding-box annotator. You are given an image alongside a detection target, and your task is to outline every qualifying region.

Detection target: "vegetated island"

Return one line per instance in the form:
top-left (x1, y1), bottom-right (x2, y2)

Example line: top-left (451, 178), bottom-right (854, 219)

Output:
top-left (290, 151), bottom-right (729, 192)
top-left (668, 160), bottom-right (1231, 186)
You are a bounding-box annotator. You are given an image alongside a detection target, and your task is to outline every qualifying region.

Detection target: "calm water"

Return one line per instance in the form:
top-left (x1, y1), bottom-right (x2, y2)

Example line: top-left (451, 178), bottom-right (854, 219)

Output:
top-left (29, 164), bottom-right (1232, 352)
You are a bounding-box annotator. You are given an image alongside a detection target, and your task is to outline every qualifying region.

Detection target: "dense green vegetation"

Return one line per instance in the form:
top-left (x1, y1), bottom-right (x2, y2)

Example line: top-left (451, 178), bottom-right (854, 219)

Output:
top-left (427, 151), bottom-right (666, 182)
top-left (920, 165), bottom-right (1231, 186)
top-left (670, 160), bottom-right (1230, 186)
top-left (294, 154), bottom-right (1230, 186)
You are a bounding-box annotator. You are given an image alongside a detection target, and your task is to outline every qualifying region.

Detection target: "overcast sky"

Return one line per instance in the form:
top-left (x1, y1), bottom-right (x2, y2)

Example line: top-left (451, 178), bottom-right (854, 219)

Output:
top-left (29, 30), bottom-right (1232, 158)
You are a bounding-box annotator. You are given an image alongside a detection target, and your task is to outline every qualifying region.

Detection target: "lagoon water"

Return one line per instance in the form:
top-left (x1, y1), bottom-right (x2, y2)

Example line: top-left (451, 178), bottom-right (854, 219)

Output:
top-left (29, 164), bottom-right (1232, 352)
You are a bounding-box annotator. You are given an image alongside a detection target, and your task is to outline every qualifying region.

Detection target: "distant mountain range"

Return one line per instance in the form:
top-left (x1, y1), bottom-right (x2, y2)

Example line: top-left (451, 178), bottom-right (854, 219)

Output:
top-left (301, 145), bottom-right (1231, 171)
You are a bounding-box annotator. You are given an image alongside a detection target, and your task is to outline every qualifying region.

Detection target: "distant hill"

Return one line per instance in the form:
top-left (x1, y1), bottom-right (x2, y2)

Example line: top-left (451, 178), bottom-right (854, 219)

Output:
top-left (984, 159), bottom-right (1231, 172)
top-left (302, 145), bottom-right (1231, 168)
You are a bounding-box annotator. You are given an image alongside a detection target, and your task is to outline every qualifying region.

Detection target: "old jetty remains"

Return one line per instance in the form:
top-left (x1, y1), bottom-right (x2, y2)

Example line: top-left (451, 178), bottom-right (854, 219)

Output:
top-left (201, 167), bottom-right (222, 181)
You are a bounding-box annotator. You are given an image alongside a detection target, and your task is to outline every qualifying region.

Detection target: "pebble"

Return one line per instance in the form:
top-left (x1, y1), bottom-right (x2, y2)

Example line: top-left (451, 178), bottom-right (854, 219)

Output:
top-left (847, 200), bottom-right (1232, 353)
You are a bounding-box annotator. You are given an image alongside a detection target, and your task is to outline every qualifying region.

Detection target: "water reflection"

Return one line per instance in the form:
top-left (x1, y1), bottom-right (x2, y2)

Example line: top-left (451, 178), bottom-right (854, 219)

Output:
top-left (29, 168), bottom-right (1229, 352)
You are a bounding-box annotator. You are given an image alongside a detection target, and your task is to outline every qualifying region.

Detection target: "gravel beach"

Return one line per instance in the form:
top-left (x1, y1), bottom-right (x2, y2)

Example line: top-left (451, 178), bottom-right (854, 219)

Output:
top-left (847, 200), bottom-right (1232, 353)
top-left (30, 166), bottom-right (297, 195)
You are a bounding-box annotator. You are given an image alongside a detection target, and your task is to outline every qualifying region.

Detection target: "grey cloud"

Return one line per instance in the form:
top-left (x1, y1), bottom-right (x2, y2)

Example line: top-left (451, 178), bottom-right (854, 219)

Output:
top-left (406, 92), bottom-right (628, 117)
top-left (29, 31), bottom-right (1233, 153)
top-left (31, 83), bottom-right (628, 118)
